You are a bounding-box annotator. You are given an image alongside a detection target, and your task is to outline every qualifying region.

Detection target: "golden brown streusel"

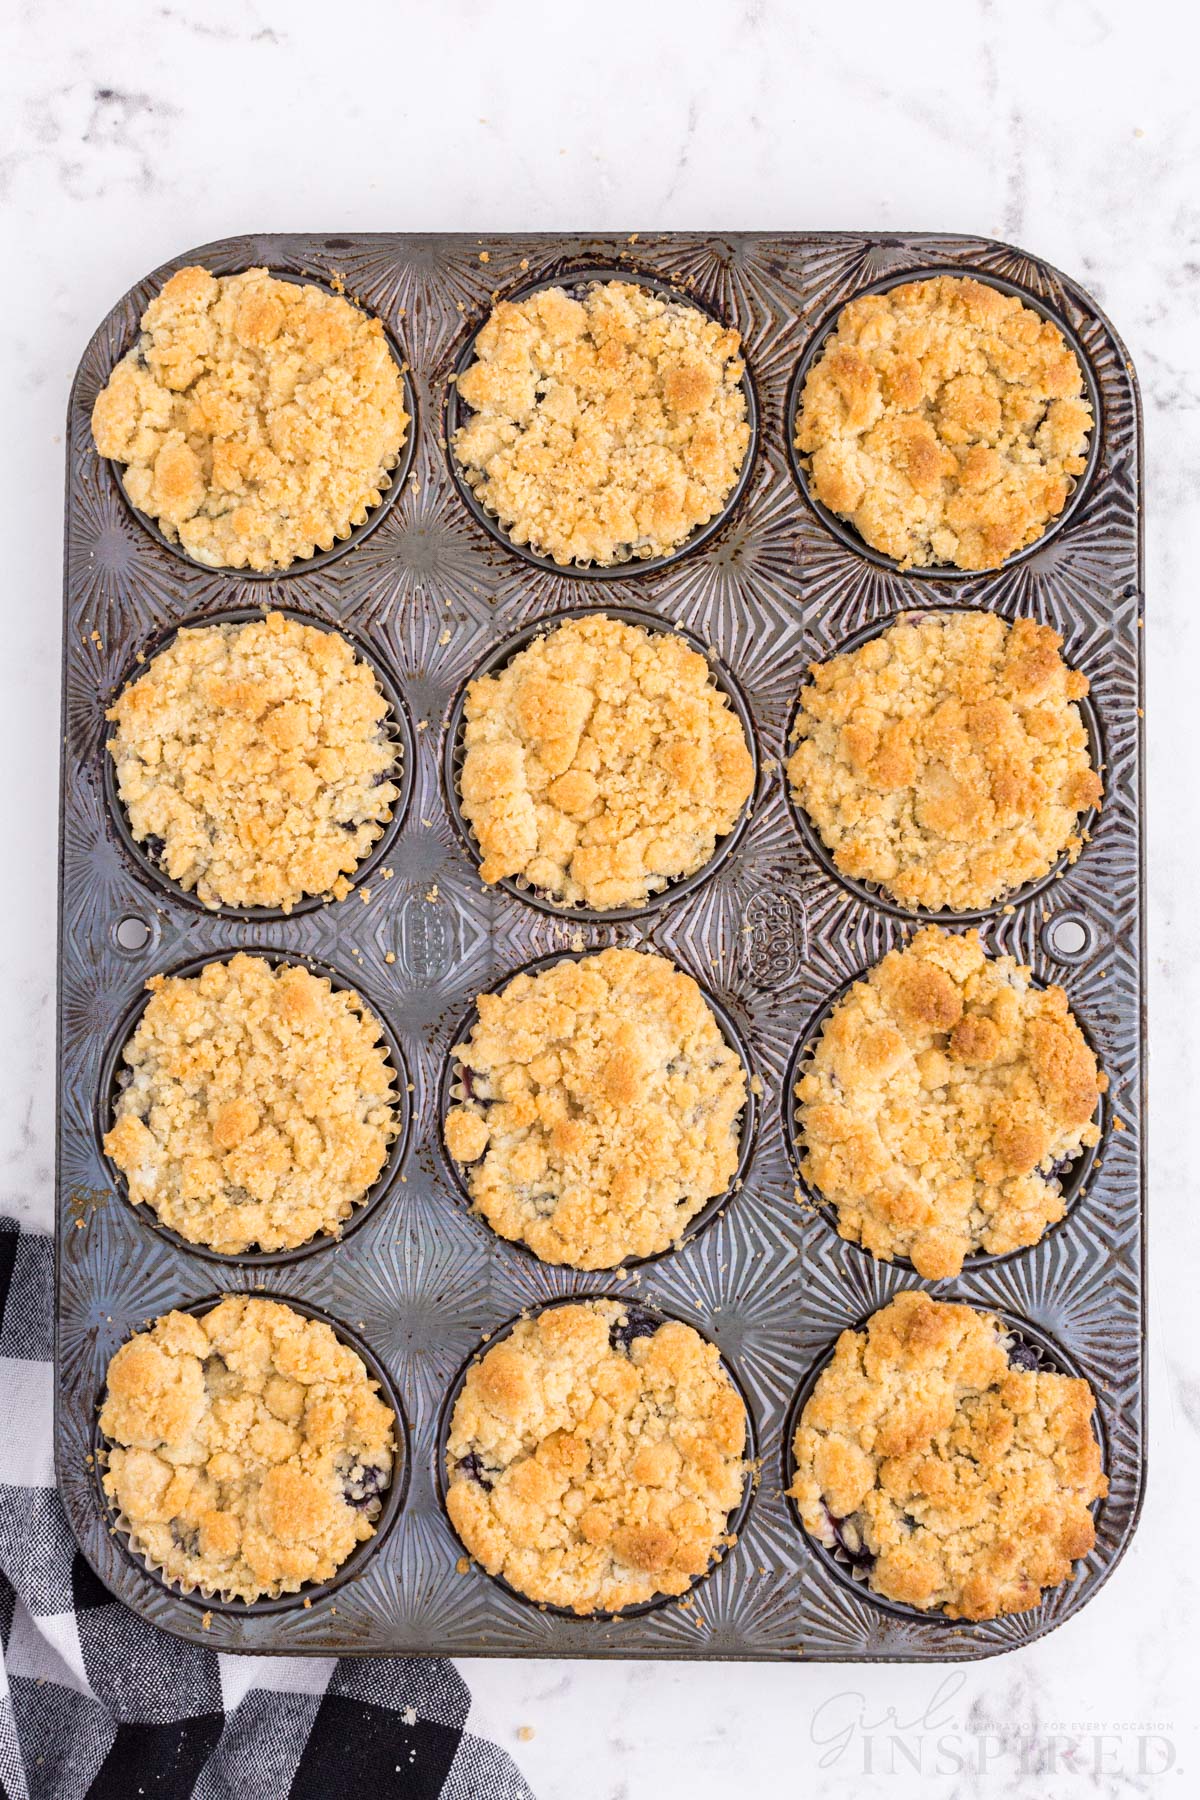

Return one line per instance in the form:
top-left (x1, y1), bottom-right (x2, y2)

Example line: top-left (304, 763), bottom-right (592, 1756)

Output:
top-left (788, 1290), bottom-right (1106, 1620)
top-left (795, 928), bottom-right (1106, 1279)
top-left (104, 954), bottom-right (397, 1255)
top-left (786, 611), bottom-right (1101, 913)
top-left (444, 948), bottom-right (747, 1269)
top-left (451, 279), bottom-right (750, 566)
top-left (107, 611), bottom-right (399, 913)
top-left (101, 1296), bottom-right (395, 1602)
top-left (794, 275), bottom-right (1093, 571)
top-left (91, 265), bottom-right (409, 571)
top-left (445, 1300), bottom-right (747, 1614)
top-left (459, 613), bottom-right (754, 910)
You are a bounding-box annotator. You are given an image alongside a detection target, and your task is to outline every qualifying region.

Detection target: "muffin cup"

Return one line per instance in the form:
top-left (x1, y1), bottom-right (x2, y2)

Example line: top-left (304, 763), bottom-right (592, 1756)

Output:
top-left (97, 948), bottom-right (412, 1267)
top-left (94, 1293), bottom-right (411, 1615)
top-left (103, 605), bottom-right (416, 922)
top-left (438, 949), bottom-right (760, 1271)
top-left (105, 270), bottom-right (418, 578)
top-left (443, 604), bottom-right (759, 921)
top-left (781, 965), bottom-right (1107, 1276)
top-left (435, 1293), bottom-right (758, 1621)
top-left (781, 1304), bottom-right (1107, 1623)
top-left (782, 605), bottom-right (1105, 923)
top-left (444, 264), bottom-right (759, 577)
top-left (785, 264), bottom-right (1103, 579)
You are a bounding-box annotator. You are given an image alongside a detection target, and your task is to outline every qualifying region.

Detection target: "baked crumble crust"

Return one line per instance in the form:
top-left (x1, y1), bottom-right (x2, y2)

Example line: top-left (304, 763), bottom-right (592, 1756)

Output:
top-left (445, 1300), bottom-right (747, 1615)
top-left (796, 927), bottom-right (1106, 1279)
top-left (104, 954), bottom-right (398, 1255)
top-left (788, 1290), bottom-right (1107, 1620)
top-left (101, 1296), bottom-right (395, 1603)
top-left (91, 265), bottom-right (409, 571)
top-left (459, 613), bottom-right (754, 910)
top-left (786, 611), bottom-right (1102, 913)
top-left (107, 611), bottom-right (399, 914)
top-left (794, 275), bottom-right (1093, 570)
top-left (451, 279), bottom-right (751, 566)
top-left (444, 948), bottom-right (747, 1269)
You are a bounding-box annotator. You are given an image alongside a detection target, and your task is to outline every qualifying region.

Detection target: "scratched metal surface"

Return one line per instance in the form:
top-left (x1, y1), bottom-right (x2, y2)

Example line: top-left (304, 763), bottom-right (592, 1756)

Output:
top-left (57, 232), bottom-right (1145, 1660)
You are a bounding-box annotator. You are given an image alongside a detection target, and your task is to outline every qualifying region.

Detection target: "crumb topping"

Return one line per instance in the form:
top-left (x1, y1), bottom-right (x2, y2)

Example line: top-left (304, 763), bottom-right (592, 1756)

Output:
top-left (786, 611), bottom-right (1102, 913)
top-left (445, 1300), bottom-right (747, 1615)
top-left (459, 613), bottom-right (754, 910)
top-left (91, 265), bottom-right (409, 571)
top-left (101, 1296), bottom-right (395, 1603)
top-left (104, 954), bottom-right (398, 1255)
top-left (107, 611), bottom-right (399, 913)
top-left (451, 279), bottom-right (750, 566)
top-left (796, 928), bottom-right (1106, 1279)
top-left (794, 275), bottom-right (1093, 570)
top-left (445, 948), bottom-right (747, 1269)
top-left (789, 1291), bottom-right (1106, 1620)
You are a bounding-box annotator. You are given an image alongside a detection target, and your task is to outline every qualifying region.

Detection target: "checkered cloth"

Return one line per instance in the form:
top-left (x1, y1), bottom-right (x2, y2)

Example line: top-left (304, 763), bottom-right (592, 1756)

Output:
top-left (0, 1219), bottom-right (533, 1800)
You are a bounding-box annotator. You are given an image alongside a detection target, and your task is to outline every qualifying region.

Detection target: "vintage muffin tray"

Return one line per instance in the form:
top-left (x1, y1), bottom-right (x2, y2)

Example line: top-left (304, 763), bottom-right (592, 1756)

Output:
top-left (57, 232), bottom-right (1145, 1661)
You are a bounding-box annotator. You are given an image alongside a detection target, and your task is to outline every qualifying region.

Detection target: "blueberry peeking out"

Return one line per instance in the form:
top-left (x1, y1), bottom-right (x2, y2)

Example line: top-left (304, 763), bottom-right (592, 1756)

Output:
top-left (456, 1451), bottom-right (495, 1491)
top-left (1006, 1339), bottom-right (1042, 1373)
top-left (169, 1516), bottom-right (199, 1556)
top-left (338, 1458), bottom-right (389, 1512)
top-left (608, 1308), bottom-right (660, 1355)
top-left (822, 1504), bottom-right (875, 1569)
top-left (141, 834), bottom-right (166, 863)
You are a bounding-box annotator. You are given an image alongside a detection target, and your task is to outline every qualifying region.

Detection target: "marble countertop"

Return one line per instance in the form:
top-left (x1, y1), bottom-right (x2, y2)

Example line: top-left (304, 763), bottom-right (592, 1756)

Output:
top-left (3, 0), bottom-right (1191, 1793)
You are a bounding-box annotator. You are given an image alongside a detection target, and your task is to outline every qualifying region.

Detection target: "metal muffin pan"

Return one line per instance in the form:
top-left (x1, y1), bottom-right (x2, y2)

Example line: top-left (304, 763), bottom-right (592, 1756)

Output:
top-left (57, 231), bottom-right (1145, 1661)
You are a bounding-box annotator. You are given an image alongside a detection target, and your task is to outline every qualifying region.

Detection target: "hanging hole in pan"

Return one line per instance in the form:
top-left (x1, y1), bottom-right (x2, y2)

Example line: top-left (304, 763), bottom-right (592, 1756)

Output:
top-left (112, 914), bottom-right (153, 954)
top-left (1042, 911), bottom-right (1095, 965)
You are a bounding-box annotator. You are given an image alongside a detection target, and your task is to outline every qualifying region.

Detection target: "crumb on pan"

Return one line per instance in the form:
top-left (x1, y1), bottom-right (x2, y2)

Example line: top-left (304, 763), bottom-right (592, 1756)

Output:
top-left (795, 927), bottom-right (1106, 1278)
top-left (451, 279), bottom-right (750, 566)
top-left (91, 265), bottom-right (409, 571)
top-left (786, 611), bottom-right (1101, 913)
top-left (794, 275), bottom-right (1093, 570)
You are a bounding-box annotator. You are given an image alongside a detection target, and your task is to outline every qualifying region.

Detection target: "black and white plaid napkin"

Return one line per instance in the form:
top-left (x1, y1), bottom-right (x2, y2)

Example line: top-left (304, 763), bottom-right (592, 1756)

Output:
top-left (0, 1219), bottom-right (533, 1800)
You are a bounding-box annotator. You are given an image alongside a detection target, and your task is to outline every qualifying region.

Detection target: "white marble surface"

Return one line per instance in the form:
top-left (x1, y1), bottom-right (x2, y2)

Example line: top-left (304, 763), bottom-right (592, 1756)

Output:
top-left (2, 0), bottom-right (1194, 1792)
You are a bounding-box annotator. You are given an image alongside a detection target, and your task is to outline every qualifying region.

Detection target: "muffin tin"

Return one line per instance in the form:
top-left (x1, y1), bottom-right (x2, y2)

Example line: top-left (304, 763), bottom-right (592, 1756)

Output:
top-left (57, 231), bottom-right (1145, 1661)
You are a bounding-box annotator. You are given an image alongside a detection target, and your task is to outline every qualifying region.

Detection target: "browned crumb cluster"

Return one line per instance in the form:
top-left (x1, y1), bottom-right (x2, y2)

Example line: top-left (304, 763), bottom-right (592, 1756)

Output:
top-left (789, 1291), bottom-right (1106, 1620)
top-left (786, 611), bottom-right (1101, 913)
top-left (107, 611), bottom-right (399, 913)
top-left (795, 928), bottom-right (1106, 1279)
top-left (104, 954), bottom-right (397, 1254)
top-left (795, 275), bottom-right (1093, 570)
top-left (91, 265), bottom-right (409, 571)
top-left (451, 279), bottom-right (750, 566)
top-left (459, 613), bottom-right (754, 909)
top-left (101, 1296), bottom-right (395, 1602)
top-left (445, 1300), bottom-right (747, 1614)
top-left (444, 948), bottom-right (747, 1269)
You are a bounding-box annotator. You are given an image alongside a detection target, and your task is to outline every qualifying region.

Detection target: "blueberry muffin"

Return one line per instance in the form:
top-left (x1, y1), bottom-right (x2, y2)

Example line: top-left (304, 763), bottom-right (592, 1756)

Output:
top-left (788, 1290), bottom-right (1106, 1620)
top-left (444, 948), bottom-right (747, 1269)
top-left (101, 1296), bottom-right (395, 1602)
top-left (91, 265), bottom-right (409, 571)
top-left (459, 613), bottom-right (754, 909)
top-left (104, 954), bottom-right (397, 1255)
top-left (794, 275), bottom-right (1093, 570)
top-left (107, 612), bottom-right (400, 913)
top-left (786, 611), bottom-right (1101, 913)
top-left (795, 928), bottom-right (1106, 1279)
top-left (451, 279), bottom-right (750, 566)
top-left (445, 1300), bottom-right (748, 1615)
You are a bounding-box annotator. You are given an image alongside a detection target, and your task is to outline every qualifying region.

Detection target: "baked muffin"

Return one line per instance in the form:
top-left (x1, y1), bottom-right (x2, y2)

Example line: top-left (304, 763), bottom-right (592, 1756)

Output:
top-left (104, 954), bottom-right (398, 1255)
top-left (108, 612), bottom-right (400, 913)
top-left (795, 928), bottom-right (1106, 1279)
top-left (458, 613), bottom-right (754, 909)
top-left (445, 1300), bottom-right (747, 1614)
top-left (101, 1296), bottom-right (395, 1602)
top-left (444, 948), bottom-right (747, 1269)
top-left (91, 265), bottom-right (409, 571)
top-left (786, 611), bottom-right (1101, 913)
top-left (794, 274), bottom-right (1093, 570)
top-left (788, 1290), bottom-right (1107, 1620)
top-left (451, 279), bottom-right (750, 566)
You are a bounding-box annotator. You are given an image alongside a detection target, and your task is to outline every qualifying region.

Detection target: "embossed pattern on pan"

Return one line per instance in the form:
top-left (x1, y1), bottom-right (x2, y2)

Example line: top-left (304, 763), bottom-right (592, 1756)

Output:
top-left (58, 231), bottom-right (1145, 1663)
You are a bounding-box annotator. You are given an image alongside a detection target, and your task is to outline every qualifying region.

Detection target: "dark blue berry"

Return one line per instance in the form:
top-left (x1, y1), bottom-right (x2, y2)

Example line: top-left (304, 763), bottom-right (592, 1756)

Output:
top-left (339, 1459), bottom-right (389, 1511)
top-left (608, 1308), bottom-right (659, 1355)
top-left (456, 1452), bottom-right (495, 1491)
top-left (1006, 1339), bottom-right (1041, 1372)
